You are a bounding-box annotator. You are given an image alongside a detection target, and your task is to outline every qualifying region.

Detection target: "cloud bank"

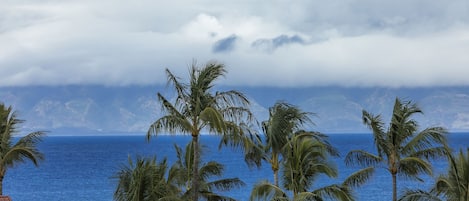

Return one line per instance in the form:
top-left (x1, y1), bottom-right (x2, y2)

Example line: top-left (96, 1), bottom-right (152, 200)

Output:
top-left (1, 0), bottom-right (469, 87)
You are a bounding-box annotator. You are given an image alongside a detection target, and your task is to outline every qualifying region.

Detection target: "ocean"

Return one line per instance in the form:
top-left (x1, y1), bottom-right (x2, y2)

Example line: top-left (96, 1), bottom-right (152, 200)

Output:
top-left (5, 133), bottom-right (468, 201)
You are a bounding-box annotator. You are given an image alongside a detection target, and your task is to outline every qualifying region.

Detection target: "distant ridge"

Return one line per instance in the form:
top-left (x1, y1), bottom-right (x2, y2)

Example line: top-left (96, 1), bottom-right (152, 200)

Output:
top-left (1, 86), bottom-right (469, 135)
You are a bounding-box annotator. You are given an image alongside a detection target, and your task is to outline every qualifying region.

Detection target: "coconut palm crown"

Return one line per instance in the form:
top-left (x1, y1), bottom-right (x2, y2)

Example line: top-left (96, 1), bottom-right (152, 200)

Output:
top-left (434, 148), bottom-right (469, 201)
top-left (345, 98), bottom-right (449, 201)
top-left (0, 103), bottom-right (45, 195)
top-left (399, 148), bottom-right (469, 201)
top-left (250, 133), bottom-right (371, 201)
top-left (172, 142), bottom-right (245, 201)
top-left (113, 156), bottom-right (181, 201)
top-left (249, 102), bottom-right (371, 201)
top-left (147, 61), bottom-right (254, 201)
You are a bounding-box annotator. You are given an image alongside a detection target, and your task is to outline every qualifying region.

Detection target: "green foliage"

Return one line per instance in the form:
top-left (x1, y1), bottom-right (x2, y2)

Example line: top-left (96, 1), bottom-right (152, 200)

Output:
top-left (434, 148), bottom-right (469, 201)
top-left (172, 142), bottom-right (245, 201)
top-left (113, 156), bottom-right (181, 201)
top-left (282, 134), bottom-right (337, 195)
top-left (399, 148), bottom-right (469, 201)
top-left (398, 189), bottom-right (442, 201)
top-left (257, 102), bottom-right (320, 186)
top-left (147, 61), bottom-right (253, 139)
top-left (146, 61), bottom-right (256, 200)
top-left (114, 142), bottom-right (244, 201)
top-left (250, 102), bottom-right (363, 201)
top-left (345, 98), bottom-right (449, 201)
top-left (0, 103), bottom-right (46, 195)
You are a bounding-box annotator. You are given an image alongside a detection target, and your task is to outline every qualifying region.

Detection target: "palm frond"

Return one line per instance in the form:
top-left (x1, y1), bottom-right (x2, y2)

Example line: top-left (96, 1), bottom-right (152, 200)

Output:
top-left (398, 157), bottom-right (432, 181)
top-left (402, 127), bottom-right (448, 156)
top-left (214, 90), bottom-right (251, 109)
top-left (409, 146), bottom-right (449, 161)
top-left (5, 131), bottom-right (46, 167)
top-left (434, 176), bottom-right (451, 195)
top-left (220, 106), bottom-right (254, 123)
top-left (207, 178), bottom-right (245, 192)
top-left (156, 93), bottom-right (185, 117)
top-left (295, 131), bottom-right (340, 157)
top-left (164, 68), bottom-right (188, 103)
top-left (342, 167), bottom-right (375, 188)
top-left (312, 184), bottom-right (354, 201)
top-left (147, 115), bottom-right (192, 140)
top-left (199, 161), bottom-right (223, 179)
top-left (398, 189), bottom-right (442, 201)
top-left (113, 156), bottom-right (180, 201)
top-left (219, 122), bottom-right (264, 168)
top-left (345, 150), bottom-right (382, 167)
top-left (250, 181), bottom-right (287, 201)
top-left (200, 106), bottom-right (226, 134)
top-left (432, 148), bottom-right (469, 200)
top-left (389, 98), bottom-right (420, 147)
top-left (283, 135), bottom-right (338, 193)
top-left (0, 104), bottom-right (46, 179)
top-left (2, 146), bottom-right (42, 168)
top-left (362, 110), bottom-right (388, 157)
top-left (294, 192), bottom-right (322, 201)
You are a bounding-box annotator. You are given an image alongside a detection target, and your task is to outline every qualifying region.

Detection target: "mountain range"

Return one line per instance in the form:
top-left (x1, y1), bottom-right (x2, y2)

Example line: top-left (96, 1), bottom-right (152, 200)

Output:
top-left (1, 85), bottom-right (468, 135)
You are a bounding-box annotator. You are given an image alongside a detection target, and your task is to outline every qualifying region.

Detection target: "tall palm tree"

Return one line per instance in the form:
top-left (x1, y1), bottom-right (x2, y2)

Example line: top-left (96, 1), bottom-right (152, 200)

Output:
top-left (399, 148), bottom-right (469, 201)
top-left (113, 156), bottom-right (181, 201)
top-left (434, 148), bottom-right (469, 201)
top-left (261, 102), bottom-right (317, 187)
top-left (147, 61), bottom-right (253, 201)
top-left (250, 134), bottom-right (371, 201)
top-left (0, 103), bottom-right (45, 195)
top-left (345, 98), bottom-right (449, 201)
top-left (172, 142), bottom-right (245, 200)
top-left (283, 134), bottom-right (348, 200)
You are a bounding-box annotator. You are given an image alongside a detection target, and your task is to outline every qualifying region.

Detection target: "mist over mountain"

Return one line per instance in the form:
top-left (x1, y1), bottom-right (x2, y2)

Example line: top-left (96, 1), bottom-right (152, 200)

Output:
top-left (1, 86), bottom-right (468, 135)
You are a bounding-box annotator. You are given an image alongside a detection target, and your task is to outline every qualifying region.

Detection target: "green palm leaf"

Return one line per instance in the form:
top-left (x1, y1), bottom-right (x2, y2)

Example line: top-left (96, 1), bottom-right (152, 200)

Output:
top-left (250, 181), bottom-right (287, 201)
top-left (312, 184), bottom-right (354, 201)
top-left (0, 103), bottom-right (46, 195)
top-left (399, 189), bottom-right (442, 201)
top-left (342, 167), bottom-right (375, 188)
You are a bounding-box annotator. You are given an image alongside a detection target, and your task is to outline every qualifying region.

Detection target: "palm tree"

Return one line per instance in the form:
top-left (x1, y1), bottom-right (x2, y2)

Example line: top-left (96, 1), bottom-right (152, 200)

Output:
top-left (250, 134), bottom-right (371, 201)
top-left (345, 98), bottom-right (449, 201)
top-left (399, 148), bottom-right (469, 201)
top-left (434, 148), bottom-right (469, 201)
top-left (283, 134), bottom-right (349, 200)
top-left (147, 61), bottom-right (253, 201)
top-left (260, 102), bottom-right (317, 187)
top-left (0, 103), bottom-right (45, 195)
top-left (113, 156), bottom-right (181, 201)
top-left (172, 142), bottom-right (245, 200)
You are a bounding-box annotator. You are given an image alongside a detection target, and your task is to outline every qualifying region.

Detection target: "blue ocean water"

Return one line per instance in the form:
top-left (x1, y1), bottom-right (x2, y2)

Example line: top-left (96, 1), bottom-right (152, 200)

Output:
top-left (5, 133), bottom-right (468, 201)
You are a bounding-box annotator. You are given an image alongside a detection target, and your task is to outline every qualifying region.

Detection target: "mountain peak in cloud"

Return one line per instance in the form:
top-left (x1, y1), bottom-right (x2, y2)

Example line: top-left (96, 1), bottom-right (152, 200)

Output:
top-left (212, 35), bottom-right (238, 53)
top-left (251, 34), bottom-right (306, 52)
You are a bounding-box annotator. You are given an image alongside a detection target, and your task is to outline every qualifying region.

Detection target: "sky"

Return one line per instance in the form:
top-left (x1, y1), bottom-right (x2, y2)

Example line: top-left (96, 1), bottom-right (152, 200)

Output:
top-left (1, 0), bottom-right (469, 88)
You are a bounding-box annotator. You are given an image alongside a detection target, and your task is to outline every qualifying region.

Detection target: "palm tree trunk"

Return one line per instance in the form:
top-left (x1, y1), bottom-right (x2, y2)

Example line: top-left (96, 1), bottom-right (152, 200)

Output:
top-left (465, 180), bottom-right (469, 201)
top-left (192, 135), bottom-right (200, 201)
top-left (273, 169), bottom-right (278, 187)
top-left (0, 172), bottom-right (3, 195)
top-left (272, 153), bottom-right (279, 187)
top-left (392, 172), bottom-right (397, 201)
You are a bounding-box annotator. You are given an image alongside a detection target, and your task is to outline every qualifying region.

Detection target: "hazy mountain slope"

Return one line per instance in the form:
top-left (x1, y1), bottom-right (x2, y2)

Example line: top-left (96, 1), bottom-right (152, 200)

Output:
top-left (0, 86), bottom-right (468, 135)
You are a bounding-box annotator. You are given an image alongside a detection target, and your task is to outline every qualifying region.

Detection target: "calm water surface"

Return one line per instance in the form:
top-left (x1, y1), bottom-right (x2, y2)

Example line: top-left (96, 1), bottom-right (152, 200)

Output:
top-left (5, 133), bottom-right (468, 201)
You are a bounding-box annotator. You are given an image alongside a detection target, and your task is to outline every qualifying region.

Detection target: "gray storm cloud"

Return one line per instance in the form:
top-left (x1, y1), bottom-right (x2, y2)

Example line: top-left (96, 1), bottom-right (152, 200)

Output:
top-left (1, 0), bottom-right (469, 87)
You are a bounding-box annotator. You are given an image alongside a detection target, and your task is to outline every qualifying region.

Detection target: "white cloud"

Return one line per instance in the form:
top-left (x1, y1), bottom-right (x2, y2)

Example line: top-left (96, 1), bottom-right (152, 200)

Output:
top-left (1, 0), bottom-right (469, 87)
